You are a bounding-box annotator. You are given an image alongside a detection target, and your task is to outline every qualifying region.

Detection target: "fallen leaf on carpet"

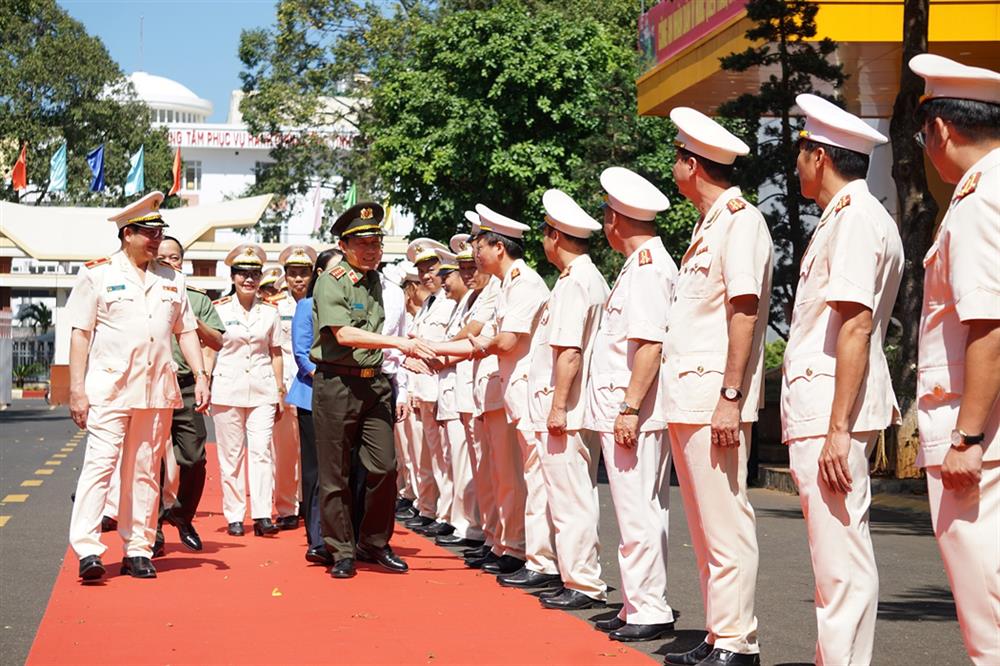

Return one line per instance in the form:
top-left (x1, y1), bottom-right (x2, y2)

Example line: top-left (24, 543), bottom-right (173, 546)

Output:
top-left (271, 587), bottom-right (282, 596)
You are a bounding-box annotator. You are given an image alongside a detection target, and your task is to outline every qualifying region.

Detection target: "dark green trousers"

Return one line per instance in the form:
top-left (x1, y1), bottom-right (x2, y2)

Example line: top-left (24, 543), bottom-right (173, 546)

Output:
top-left (165, 380), bottom-right (207, 524)
top-left (312, 369), bottom-right (396, 560)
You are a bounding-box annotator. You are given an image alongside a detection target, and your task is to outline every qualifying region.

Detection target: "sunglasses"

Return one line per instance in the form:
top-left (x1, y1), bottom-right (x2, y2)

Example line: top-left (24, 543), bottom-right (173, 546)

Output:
top-left (234, 269), bottom-right (262, 281)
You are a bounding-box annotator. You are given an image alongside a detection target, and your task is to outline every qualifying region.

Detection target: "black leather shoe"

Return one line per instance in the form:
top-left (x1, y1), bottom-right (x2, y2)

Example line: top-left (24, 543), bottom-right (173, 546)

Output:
top-left (435, 534), bottom-right (484, 548)
top-left (538, 586), bottom-right (566, 600)
top-left (227, 522), bottom-right (245, 536)
top-left (497, 568), bottom-right (561, 589)
top-left (395, 498), bottom-right (414, 512)
top-left (664, 641), bottom-right (714, 666)
top-left (78, 555), bottom-right (105, 581)
top-left (465, 551), bottom-right (499, 569)
top-left (481, 555), bottom-right (525, 575)
top-left (305, 546), bottom-right (334, 565)
top-left (276, 515), bottom-right (299, 530)
top-left (176, 522), bottom-right (203, 551)
top-left (608, 622), bottom-right (675, 643)
top-left (404, 515), bottom-right (434, 530)
top-left (356, 545), bottom-right (408, 573)
top-left (395, 506), bottom-right (418, 520)
top-left (253, 518), bottom-right (279, 536)
top-left (120, 556), bottom-right (157, 579)
top-left (330, 558), bottom-right (356, 579)
top-left (152, 528), bottom-right (165, 558)
top-left (462, 544), bottom-right (490, 558)
top-left (595, 616), bottom-right (626, 633)
top-left (695, 649), bottom-right (760, 666)
top-left (100, 516), bottom-right (117, 533)
top-left (418, 521), bottom-right (455, 537)
top-left (541, 588), bottom-right (606, 610)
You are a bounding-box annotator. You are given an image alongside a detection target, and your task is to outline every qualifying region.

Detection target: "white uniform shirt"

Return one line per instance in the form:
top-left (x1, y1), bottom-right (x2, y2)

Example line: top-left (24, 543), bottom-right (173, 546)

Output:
top-left (663, 188), bottom-right (773, 425)
top-left (918, 148), bottom-right (1000, 466)
top-left (471, 278), bottom-right (503, 416)
top-left (437, 290), bottom-right (473, 421)
top-left (409, 288), bottom-right (456, 403)
top-left (380, 275), bottom-right (408, 401)
top-left (268, 291), bottom-right (297, 389)
top-left (495, 259), bottom-right (550, 424)
top-left (65, 251), bottom-right (196, 409)
top-left (781, 179), bottom-right (904, 441)
top-left (585, 237), bottom-right (677, 433)
top-left (520, 255), bottom-right (609, 433)
top-left (211, 296), bottom-right (283, 408)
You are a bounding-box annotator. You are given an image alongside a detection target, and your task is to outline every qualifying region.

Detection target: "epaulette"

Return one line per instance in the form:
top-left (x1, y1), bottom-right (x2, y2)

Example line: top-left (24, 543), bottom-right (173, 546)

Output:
top-left (726, 199), bottom-right (747, 213)
top-left (260, 300), bottom-right (277, 307)
top-left (346, 269), bottom-right (361, 285)
top-left (265, 292), bottom-right (288, 304)
top-left (834, 195), bottom-right (851, 214)
top-left (638, 249), bottom-right (652, 266)
top-left (510, 268), bottom-right (521, 280)
top-left (213, 296), bottom-right (232, 306)
top-left (85, 256), bottom-right (111, 269)
top-left (162, 285), bottom-right (179, 294)
top-left (186, 285), bottom-right (207, 294)
top-left (329, 265), bottom-right (347, 280)
top-left (954, 172), bottom-right (980, 202)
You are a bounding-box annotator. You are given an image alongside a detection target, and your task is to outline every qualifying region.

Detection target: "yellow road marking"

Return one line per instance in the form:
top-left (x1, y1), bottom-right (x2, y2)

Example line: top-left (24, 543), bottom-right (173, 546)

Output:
top-left (44, 460), bottom-right (61, 466)
top-left (21, 480), bottom-right (43, 487)
top-left (52, 453), bottom-right (67, 459)
top-left (61, 447), bottom-right (75, 452)
top-left (0, 516), bottom-right (9, 528)
top-left (2, 494), bottom-right (29, 503)
top-left (35, 469), bottom-right (54, 476)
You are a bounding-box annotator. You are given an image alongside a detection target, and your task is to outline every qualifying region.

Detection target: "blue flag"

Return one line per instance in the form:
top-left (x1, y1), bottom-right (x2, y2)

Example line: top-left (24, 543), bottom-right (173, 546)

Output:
top-left (124, 145), bottom-right (144, 196)
top-left (48, 143), bottom-right (67, 193)
top-left (86, 144), bottom-right (105, 192)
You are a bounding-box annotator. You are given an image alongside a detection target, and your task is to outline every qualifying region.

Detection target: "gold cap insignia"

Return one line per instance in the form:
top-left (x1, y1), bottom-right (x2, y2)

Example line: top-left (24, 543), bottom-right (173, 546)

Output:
top-left (360, 207), bottom-right (374, 220)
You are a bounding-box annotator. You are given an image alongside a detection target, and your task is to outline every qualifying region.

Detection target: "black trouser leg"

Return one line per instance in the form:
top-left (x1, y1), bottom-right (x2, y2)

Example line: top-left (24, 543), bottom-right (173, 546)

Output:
top-left (297, 407), bottom-right (323, 550)
top-left (166, 382), bottom-right (207, 524)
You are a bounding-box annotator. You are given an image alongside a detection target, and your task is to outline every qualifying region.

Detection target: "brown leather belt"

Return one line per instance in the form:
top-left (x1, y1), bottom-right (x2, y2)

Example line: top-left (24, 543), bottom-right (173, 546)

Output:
top-left (316, 363), bottom-right (381, 379)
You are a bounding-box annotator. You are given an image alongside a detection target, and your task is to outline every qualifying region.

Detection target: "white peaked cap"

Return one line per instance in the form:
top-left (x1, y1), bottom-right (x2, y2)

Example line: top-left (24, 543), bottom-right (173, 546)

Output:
top-left (910, 53), bottom-right (1000, 105)
top-left (463, 210), bottom-right (481, 235)
top-left (670, 107), bottom-right (750, 165)
top-left (450, 233), bottom-right (473, 260)
top-left (599, 167), bottom-right (670, 222)
top-left (796, 94), bottom-right (888, 155)
top-left (406, 238), bottom-right (447, 265)
top-left (474, 203), bottom-right (529, 239)
top-left (542, 189), bottom-right (601, 239)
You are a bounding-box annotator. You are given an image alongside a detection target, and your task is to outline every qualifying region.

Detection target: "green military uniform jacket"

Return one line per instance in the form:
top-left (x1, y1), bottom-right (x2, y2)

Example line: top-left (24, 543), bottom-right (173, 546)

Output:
top-left (171, 285), bottom-right (226, 375)
top-left (311, 263), bottom-right (385, 368)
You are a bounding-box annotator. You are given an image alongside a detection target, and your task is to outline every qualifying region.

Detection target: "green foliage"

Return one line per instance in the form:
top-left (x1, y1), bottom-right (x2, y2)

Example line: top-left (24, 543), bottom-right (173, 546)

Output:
top-left (12, 362), bottom-right (45, 388)
top-left (764, 338), bottom-right (786, 370)
top-left (0, 0), bottom-right (174, 205)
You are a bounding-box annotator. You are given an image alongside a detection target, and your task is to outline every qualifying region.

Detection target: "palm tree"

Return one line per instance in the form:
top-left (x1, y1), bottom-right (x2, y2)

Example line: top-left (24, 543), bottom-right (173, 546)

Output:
top-left (16, 302), bottom-right (53, 335)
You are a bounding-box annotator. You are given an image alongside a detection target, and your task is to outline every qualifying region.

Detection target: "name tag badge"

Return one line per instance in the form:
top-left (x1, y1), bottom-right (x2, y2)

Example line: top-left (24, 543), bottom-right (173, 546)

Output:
top-left (352, 303), bottom-right (365, 311)
top-left (281, 316), bottom-right (294, 321)
top-left (225, 320), bottom-right (241, 327)
top-left (106, 284), bottom-right (126, 293)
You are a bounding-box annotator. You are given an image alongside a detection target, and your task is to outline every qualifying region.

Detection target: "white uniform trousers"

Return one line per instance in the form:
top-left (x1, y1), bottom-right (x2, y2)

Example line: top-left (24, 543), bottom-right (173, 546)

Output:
top-left (271, 403), bottom-right (300, 518)
top-left (472, 414), bottom-right (500, 548)
top-left (213, 404), bottom-right (277, 523)
top-left (394, 407), bottom-right (419, 501)
top-left (927, 461), bottom-right (1000, 666)
top-left (520, 431), bottom-right (559, 575)
top-left (69, 407), bottom-right (171, 559)
top-left (788, 432), bottom-right (877, 665)
top-left (103, 435), bottom-right (178, 519)
top-left (404, 406), bottom-right (434, 514)
top-left (601, 430), bottom-right (674, 625)
top-left (443, 415), bottom-right (484, 540)
top-left (416, 399), bottom-right (453, 521)
top-left (538, 430), bottom-right (606, 599)
top-left (483, 408), bottom-right (526, 559)
top-left (670, 423), bottom-right (760, 655)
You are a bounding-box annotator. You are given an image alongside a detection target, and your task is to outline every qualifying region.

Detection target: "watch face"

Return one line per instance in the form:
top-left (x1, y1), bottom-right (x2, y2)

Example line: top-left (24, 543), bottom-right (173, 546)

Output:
top-left (950, 429), bottom-right (962, 447)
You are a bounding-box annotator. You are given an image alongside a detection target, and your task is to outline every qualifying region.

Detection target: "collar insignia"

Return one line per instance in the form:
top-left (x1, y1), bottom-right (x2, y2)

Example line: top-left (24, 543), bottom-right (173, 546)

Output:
top-left (638, 249), bottom-right (652, 266)
top-left (559, 265), bottom-right (572, 279)
top-left (954, 172), bottom-right (981, 202)
top-left (510, 268), bottom-right (521, 281)
top-left (347, 269), bottom-right (361, 285)
top-left (834, 195), bottom-right (851, 213)
top-left (726, 199), bottom-right (746, 213)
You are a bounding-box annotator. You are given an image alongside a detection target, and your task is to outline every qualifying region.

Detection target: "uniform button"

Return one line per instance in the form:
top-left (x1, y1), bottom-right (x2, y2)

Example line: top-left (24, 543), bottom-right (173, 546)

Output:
top-left (933, 384), bottom-right (943, 396)
top-left (697, 365), bottom-right (704, 373)
top-left (806, 368), bottom-right (813, 377)
top-left (148, 361), bottom-right (152, 366)
top-left (149, 337), bottom-right (154, 342)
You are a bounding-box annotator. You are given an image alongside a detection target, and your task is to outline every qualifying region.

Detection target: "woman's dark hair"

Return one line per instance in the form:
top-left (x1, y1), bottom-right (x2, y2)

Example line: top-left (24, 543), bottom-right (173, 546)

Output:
top-left (918, 98), bottom-right (1000, 142)
top-left (799, 138), bottom-right (870, 181)
top-left (307, 249), bottom-right (343, 297)
top-left (477, 231), bottom-right (524, 260)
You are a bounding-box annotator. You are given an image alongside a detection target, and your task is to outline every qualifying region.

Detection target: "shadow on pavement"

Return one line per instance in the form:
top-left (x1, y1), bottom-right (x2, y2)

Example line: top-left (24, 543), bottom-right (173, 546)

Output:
top-left (756, 505), bottom-right (935, 538)
top-left (0, 407), bottom-right (67, 423)
top-left (878, 584), bottom-right (958, 622)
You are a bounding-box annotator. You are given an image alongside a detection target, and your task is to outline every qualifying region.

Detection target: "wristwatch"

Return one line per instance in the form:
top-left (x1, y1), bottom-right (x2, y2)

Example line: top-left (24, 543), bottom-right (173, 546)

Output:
top-left (950, 429), bottom-right (985, 448)
top-left (618, 401), bottom-right (640, 416)
top-left (194, 369), bottom-right (210, 378)
top-left (720, 386), bottom-right (743, 402)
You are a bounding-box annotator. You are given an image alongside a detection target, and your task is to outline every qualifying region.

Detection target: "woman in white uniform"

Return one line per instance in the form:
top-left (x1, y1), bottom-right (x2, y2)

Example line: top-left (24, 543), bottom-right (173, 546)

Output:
top-left (211, 244), bottom-right (285, 537)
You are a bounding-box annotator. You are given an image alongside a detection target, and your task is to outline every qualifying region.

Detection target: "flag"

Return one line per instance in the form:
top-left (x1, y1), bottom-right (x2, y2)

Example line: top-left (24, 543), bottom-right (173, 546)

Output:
top-left (168, 147), bottom-right (181, 196)
top-left (11, 143), bottom-right (27, 192)
top-left (86, 144), bottom-right (105, 192)
top-left (48, 143), bottom-right (67, 193)
top-left (343, 182), bottom-right (357, 209)
top-left (124, 145), bottom-right (145, 196)
top-left (311, 183), bottom-right (324, 233)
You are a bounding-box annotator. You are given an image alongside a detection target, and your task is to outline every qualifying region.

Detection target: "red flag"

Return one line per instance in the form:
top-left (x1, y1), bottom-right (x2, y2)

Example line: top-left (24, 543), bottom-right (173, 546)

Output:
top-left (11, 143), bottom-right (27, 192)
top-left (168, 147), bottom-right (181, 196)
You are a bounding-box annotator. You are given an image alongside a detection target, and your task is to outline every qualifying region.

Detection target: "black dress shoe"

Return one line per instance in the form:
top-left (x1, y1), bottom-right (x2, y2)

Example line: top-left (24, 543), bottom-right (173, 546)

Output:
top-left (100, 516), bottom-right (117, 533)
top-left (435, 534), bottom-right (484, 548)
top-left (404, 515), bottom-right (434, 530)
top-left (695, 648), bottom-right (760, 666)
top-left (541, 588), bottom-right (606, 610)
top-left (497, 568), bottom-right (561, 589)
top-left (538, 586), bottom-right (566, 600)
top-left (395, 498), bottom-right (414, 512)
top-left (356, 545), bottom-right (408, 573)
top-left (276, 515), bottom-right (299, 530)
top-left (608, 622), bottom-right (675, 643)
top-left (227, 522), bottom-right (245, 536)
top-left (253, 518), bottom-right (279, 536)
top-left (465, 551), bottom-right (499, 569)
top-left (462, 544), bottom-right (490, 558)
top-left (330, 558), bottom-right (356, 578)
top-left (305, 547), bottom-right (334, 565)
top-left (395, 506), bottom-right (418, 521)
top-left (176, 522), bottom-right (203, 551)
top-left (78, 555), bottom-right (105, 581)
top-left (595, 616), bottom-right (626, 633)
top-left (418, 521), bottom-right (455, 537)
top-left (481, 555), bottom-right (525, 575)
top-left (152, 528), bottom-right (165, 559)
top-left (663, 641), bottom-right (714, 666)
top-left (120, 556), bottom-right (157, 579)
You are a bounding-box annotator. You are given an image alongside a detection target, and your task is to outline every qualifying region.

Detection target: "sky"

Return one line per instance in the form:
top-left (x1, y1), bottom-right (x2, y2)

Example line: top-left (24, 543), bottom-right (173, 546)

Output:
top-left (60, 1), bottom-right (279, 123)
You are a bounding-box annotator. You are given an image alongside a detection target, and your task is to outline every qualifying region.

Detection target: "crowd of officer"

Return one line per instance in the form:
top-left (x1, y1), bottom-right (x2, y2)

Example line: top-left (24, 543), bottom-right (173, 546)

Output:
top-left (65, 54), bottom-right (998, 666)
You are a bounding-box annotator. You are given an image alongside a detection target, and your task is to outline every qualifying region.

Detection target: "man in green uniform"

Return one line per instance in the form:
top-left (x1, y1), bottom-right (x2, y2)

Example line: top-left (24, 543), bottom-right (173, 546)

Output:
top-left (155, 236), bottom-right (225, 553)
top-left (312, 202), bottom-right (435, 579)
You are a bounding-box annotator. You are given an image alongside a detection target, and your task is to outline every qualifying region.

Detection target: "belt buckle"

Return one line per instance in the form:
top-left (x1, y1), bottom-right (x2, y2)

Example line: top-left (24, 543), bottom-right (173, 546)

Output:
top-left (360, 367), bottom-right (375, 378)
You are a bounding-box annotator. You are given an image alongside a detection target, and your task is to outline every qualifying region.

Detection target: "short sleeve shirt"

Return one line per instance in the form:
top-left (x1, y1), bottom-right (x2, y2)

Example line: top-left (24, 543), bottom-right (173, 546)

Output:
top-left (409, 289), bottom-right (456, 402)
top-left (171, 286), bottom-right (225, 376)
top-left (311, 264), bottom-right (385, 368)
top-left (472, 278), bottom-right (504, 416)
top-left (495, 259), bottom-right (550, 424)
top-left (211, 297), bottom-right (283, 408)
top-left (267, 292), bottom-right (298, 388)
top-left (917, 148), bottom-right (1000, 466)
top-left (780, 179), bottom-right (904, 441)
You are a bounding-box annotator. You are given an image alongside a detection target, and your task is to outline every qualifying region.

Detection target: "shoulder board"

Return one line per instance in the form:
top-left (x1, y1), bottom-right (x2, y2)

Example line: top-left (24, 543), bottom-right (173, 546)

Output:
top-left (510, 268), bottom-right (521, 280)
top-left (162, 284), bottom-right (179, 294)
top-left (213, 296), bottom-right (232, 306)
top-left (85, 256), bottom-right (111, 269)
top-left (638, 249), bottom-right (652, 266)
top-left (329, 266), bottom-right (347, 280)
top-left (260, 301), bottom-right (277, 308)
top-left (186, 285), bottom-right (207, 294)
top-left (834, 194), bottom-right (851, 213)
top-left (265, 292), bottom-right (287, 304)
top-left (954, 172), bottom-right (981, 202)
top-left (726, 198), bottom-right (747, 213)
top-left (347, 269), bottom-right (361, 285)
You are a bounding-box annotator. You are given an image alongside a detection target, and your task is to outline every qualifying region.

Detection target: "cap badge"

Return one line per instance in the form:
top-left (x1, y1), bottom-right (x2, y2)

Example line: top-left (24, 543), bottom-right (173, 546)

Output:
top-left (954, 172), bottom-right (980, 202)
top-left (360, 207), bottom-right (374, 220)
top-left (244, 247), bottom-right (256, 257)
top-left (799, 130), bottom-right (811, 139)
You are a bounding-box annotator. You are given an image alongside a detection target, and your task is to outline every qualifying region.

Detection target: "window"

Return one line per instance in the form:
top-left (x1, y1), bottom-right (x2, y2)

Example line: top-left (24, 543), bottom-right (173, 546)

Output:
top-left (184, 161), bottom-right (202, 191)
top-left (254, 161), bottom-right (273, 185)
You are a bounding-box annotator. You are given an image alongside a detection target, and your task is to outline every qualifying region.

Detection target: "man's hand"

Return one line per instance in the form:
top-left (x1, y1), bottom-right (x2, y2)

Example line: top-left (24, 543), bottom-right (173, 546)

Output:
top-left (403, 357), bottom-right (432, 375)
top-left (941, 445), bottom-right (983, 491)
top-left (193, 376), bottom-right (210, 413)
top-left (396, 401), bottom-right (410, 422)
top-left (818, 430), bottom-right (853, 493)
top-left (614, 413), bottom-right (639, 449)
top-left (711, 398), bottom-right (741, 448)
top-left (69, 387), bottom-right (89, 429)
top-left (275, 398), bottom-right (285, 422)
top-left (400, 337), bottom-right (436, 361)
top-left (547, 405), bottom-right (568, 437)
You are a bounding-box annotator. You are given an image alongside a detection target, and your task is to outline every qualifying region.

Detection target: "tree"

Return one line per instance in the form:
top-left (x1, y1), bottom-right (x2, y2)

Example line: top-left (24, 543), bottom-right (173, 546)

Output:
top-left (718, 0), bottom-right (846, 336)
top-left (16, 302), bottom-right (53, 335)
top-left (0, 0), bottom-right (174, 206)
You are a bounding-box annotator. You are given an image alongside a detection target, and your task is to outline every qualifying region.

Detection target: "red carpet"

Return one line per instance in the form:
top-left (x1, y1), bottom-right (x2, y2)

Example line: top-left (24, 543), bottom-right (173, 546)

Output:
top-left (27, 444), bottom-right (655, 665)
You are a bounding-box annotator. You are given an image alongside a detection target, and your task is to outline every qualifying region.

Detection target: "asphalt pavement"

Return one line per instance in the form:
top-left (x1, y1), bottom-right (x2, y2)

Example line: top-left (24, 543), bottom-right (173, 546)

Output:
top-left (0, 400), bottom-right (966, 665)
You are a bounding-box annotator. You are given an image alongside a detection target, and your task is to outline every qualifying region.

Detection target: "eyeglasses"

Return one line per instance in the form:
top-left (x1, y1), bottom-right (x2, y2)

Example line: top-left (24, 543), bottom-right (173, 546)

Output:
top-left (234, 270), bottom-right (262, 281)
top-left (133, 226), bottom-right (164, 240)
